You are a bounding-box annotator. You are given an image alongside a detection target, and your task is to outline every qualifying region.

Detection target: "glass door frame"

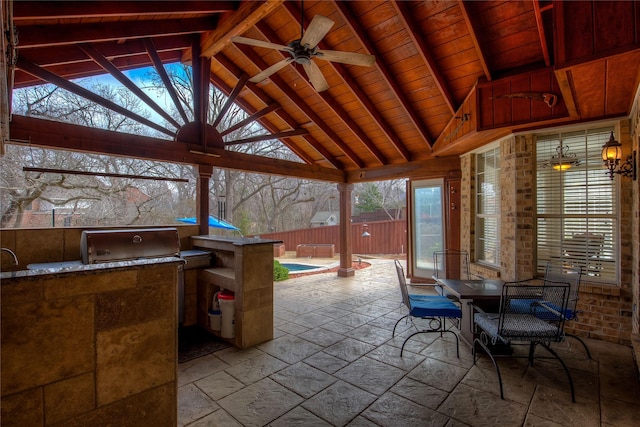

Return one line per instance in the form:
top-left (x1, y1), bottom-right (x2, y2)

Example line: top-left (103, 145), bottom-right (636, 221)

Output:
top-left (408, 178), bottom-right (445, 280)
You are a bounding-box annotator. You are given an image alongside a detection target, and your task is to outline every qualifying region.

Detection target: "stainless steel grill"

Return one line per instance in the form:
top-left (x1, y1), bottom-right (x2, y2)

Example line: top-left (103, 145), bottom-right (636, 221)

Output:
top-left (80, 228), bottom-right (180, 264)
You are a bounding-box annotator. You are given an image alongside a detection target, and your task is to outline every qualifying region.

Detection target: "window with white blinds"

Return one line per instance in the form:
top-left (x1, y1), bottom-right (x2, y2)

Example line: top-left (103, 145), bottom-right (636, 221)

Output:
top-left (536, 127), bottom-right (618, 283)
top-left (476, 147), bottom-right (500, 267)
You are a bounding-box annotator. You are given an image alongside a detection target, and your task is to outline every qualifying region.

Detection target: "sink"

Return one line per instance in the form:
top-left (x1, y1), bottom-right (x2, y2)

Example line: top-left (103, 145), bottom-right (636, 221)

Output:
top-left (27, 260), bottom-right (84, 270)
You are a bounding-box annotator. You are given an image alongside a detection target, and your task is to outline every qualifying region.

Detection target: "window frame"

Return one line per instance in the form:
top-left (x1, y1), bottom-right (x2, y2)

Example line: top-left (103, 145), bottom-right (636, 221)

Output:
top-left (475, 146), bottom-right (501, 268)
top-left (535, 126), bottom-right (619, 284)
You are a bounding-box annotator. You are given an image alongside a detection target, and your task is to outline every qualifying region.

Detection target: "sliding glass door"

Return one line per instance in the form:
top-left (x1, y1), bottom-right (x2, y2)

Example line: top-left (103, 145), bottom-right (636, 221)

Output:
top-left (410, 178), bottom-right (445, 278)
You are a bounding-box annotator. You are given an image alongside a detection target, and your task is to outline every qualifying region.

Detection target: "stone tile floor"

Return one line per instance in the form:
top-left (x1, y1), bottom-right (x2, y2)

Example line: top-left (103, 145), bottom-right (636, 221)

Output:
top-left (178, 258), bottom-right (640, 426)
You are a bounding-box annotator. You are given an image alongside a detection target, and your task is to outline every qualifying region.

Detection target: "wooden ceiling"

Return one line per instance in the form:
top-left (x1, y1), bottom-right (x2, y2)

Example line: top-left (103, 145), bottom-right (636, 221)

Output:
top-left (5, 0), bottom-right (640, 183)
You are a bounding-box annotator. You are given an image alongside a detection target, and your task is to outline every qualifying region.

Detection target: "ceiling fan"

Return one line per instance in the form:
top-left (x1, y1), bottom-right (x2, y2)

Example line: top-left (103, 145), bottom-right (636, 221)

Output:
top-left (231, 14), bottom-right (375, 92)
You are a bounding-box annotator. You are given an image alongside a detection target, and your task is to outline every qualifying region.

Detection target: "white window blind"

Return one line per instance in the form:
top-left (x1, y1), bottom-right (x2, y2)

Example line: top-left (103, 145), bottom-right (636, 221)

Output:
top-left (476, 147), bottom-right (500, 267)
top-left (536, 127), bottom-right (617, 283)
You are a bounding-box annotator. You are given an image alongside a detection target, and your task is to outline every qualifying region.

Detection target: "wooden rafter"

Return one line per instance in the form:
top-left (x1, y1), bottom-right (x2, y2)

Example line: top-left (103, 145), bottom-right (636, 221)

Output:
top-left (254, 21), bottom-right (387, 166)
top-left (225, 129), bottom-right (308, 146)
top-left (16, 57), bottom-right (175, 137)
top-left (533, 1), bottom-right (552, 68)
top-left (15, 50), bottom-right (184, 88)
top-left (234, 43), bottom-right (365, 168)
top-left (78, 43), bottom-right (182, 129)
top-left (13, 1), bottom-right (237, 20)
top-left (212, 74), bottom-right (249, 128)
top-left (144, 38), bottom-right (190, 124)
top-left (393, 0), bottom-right (456, 116)
top-left (257, 2), bottom-right (414, 164)
top-left (220, 103), bottom-right (280, 137)
top-left (458, 0), bottom-right (491, 81)
top-left (213, 53), bottom-right (344, 169)
top-left (13, 36), bottom-right (191, 70)
top-left (198, 0), bottom-right (285, 59)
top-left (334, 1), bottom-right (433, 148)
top-left (18, 18), bottom-right (217, 48)
top-left (210, 75), bottom-right (317, 166)
top-left (211, 74), bottom-right (318, 165)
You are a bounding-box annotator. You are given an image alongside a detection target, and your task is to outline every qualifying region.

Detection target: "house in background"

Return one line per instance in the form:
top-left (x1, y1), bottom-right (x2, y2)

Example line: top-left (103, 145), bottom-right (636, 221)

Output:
top-left (310, 211), bottom-right (338, 227)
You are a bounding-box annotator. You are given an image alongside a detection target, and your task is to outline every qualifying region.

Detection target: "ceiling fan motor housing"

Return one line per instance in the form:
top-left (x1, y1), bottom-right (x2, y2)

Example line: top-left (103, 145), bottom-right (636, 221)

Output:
top-left (288, 40), bottom-right (315, 65)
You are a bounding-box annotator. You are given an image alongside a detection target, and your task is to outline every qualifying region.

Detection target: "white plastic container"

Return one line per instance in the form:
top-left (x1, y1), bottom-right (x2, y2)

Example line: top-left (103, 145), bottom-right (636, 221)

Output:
top-left (218, 291), bottom-right (235, 339)
top-left (208, 309), bottom-right (221, 331)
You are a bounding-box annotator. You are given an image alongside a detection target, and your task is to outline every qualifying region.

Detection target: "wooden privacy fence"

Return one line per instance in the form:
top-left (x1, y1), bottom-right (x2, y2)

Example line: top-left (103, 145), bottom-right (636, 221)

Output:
top-left (253, 219), bottom-right (407, 256)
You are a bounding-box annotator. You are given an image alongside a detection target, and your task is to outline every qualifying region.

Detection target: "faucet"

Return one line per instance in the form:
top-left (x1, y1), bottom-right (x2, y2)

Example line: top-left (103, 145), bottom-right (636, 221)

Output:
top-left (1, 248), bottom-right (19, 265)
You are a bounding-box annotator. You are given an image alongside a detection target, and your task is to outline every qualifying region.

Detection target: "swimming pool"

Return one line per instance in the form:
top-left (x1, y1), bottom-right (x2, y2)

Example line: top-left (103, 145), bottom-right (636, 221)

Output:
top-left (280, 262), bottom-right (325, 272)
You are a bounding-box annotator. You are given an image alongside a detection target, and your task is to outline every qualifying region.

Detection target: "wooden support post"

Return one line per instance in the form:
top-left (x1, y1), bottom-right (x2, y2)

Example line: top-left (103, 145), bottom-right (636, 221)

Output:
top-left (198, 165), bottom-right (213, 236)
top-left (337, 183), bottom-right (355, 277)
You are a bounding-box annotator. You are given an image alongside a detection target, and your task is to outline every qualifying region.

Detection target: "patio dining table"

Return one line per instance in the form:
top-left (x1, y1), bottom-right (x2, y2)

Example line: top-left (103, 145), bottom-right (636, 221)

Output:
top-left (434, 278), bottom-right (504, 345)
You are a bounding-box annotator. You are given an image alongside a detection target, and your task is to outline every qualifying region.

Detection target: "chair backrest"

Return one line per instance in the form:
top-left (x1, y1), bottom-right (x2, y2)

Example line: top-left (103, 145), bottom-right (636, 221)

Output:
top-left (395, 259), bottom-right (411, 309)
top-left (432, 249), bottom-right (470, 280)
top-left (544, 262), bottom-right (582, 317)
top-left (499, 281), bottom-right (570, 341)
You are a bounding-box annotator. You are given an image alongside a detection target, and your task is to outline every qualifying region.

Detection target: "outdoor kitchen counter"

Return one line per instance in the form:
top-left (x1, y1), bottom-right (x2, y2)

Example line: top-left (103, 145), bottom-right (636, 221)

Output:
top-left (0, 256), bottom-right (184, 280)
top-left (191, 235), bottom-right (280, 348)
top-left (1, 257), bottom-right (182, 426)
top-left (190, 235), bottom-right (282, 248)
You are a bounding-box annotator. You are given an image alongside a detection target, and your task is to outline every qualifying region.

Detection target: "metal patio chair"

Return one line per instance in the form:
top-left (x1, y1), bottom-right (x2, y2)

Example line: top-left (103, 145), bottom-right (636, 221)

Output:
top-left (472, 280), bottom-right (576, 402)
top-left (509, 262), bottom-right (590, 359)
top-left (432, 249), bottom-right (483, 298)
top-left (543, 262), bottom-right (591, 358)
top-left (392, 259), bottom-right (462, 357)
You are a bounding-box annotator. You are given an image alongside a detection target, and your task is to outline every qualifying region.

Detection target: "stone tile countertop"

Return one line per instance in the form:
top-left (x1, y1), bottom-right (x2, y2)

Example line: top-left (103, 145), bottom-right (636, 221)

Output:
top-left (0, 256), bottom-right (184, 281)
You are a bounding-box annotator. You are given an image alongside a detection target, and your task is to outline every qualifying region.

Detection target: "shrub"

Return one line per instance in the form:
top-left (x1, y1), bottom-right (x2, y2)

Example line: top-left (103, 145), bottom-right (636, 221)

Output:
top-left (273, 260), bottom-right (289, 281)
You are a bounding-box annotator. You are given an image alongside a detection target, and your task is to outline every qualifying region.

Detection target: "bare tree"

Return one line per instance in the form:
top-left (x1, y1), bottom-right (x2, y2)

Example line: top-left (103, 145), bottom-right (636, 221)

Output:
top-left (3, 81), bottom-right (196, 228)
top-left (4, 64), bottom-right (348, 232)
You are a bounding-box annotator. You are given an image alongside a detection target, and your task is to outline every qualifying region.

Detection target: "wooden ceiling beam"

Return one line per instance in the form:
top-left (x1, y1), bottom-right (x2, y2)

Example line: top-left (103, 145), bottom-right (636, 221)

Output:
top-left (17, 36), bottom-right (192, 69)
top-left (282, 2), bottom-right (412, 163)
top-left (533, 0), bottom-right (552, 68)
top-left (144, 38), bottom-right (191, 124)
top-left (225, 129), bottom-right (308, 146)
top-left (77, 43), bottom-right (183, 129)
top-left (220, 103), bottom-right (280, 137)
top-left (212, 74), bottom-right (249, 128)
top-left (345, 156), bottom-right (460, 184)
top-left (13, 1), bottom-right (237, 20)
top-left (16, 57), bottom-right (176, 137)
top-left (208, 73), bottom-right (313, 164)
top-left (458, 0), bottom-right (492, 81)
top-left (14, 51), bottom-right (184, 88)
top-left (18, 17), bottom-right (218, 48)
top-left (198, 0), bottom-right (285, 59)
top-left (213, 53), bottom-right (344, 169)
top-left (9, 115), bottom-right (346, 183)
top-left (233, 43), bottom-right (365, 168)
top-left (334, 1), bottom-right (433, 149)
top-left (253, 21), bottom-right (387, 166)
top-left (393, 0), bottom-right (456, 116)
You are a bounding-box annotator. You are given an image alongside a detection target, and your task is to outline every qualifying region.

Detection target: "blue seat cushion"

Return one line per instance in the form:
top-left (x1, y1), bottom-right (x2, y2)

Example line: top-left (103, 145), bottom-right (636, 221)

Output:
top-left (509, 299), bottom-right (573, 320)
top-left (475, 313), bottom-right (559, 341)
top-left (409, 297), bottom-right (461, 318)
top-left (409, 293), bottom-right (445, 302)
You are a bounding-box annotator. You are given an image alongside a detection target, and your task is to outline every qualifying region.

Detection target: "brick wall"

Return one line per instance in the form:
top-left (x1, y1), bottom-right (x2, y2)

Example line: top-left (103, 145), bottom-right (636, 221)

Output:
top-left (631, 91), bottom-right (640, 337)
top-left (460, 122), bottom-right (635, 345)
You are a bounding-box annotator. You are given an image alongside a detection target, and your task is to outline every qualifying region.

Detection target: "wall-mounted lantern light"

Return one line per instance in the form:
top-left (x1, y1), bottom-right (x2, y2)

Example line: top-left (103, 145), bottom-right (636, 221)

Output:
top-left (601, 131), bottom-right (637, 180)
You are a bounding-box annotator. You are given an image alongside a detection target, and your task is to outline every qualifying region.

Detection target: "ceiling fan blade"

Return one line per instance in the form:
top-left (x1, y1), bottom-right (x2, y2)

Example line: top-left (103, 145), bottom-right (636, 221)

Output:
top-left (249, 58), bottom-right (293, 83)
top-left (231, 36), bottom-right (291, 52)
top-left (316, 49), bottom-right (376, 67)
top-left (300, 15), bottom-right (334, 49)
top-left (303, 61), bottom-right (329, 92)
